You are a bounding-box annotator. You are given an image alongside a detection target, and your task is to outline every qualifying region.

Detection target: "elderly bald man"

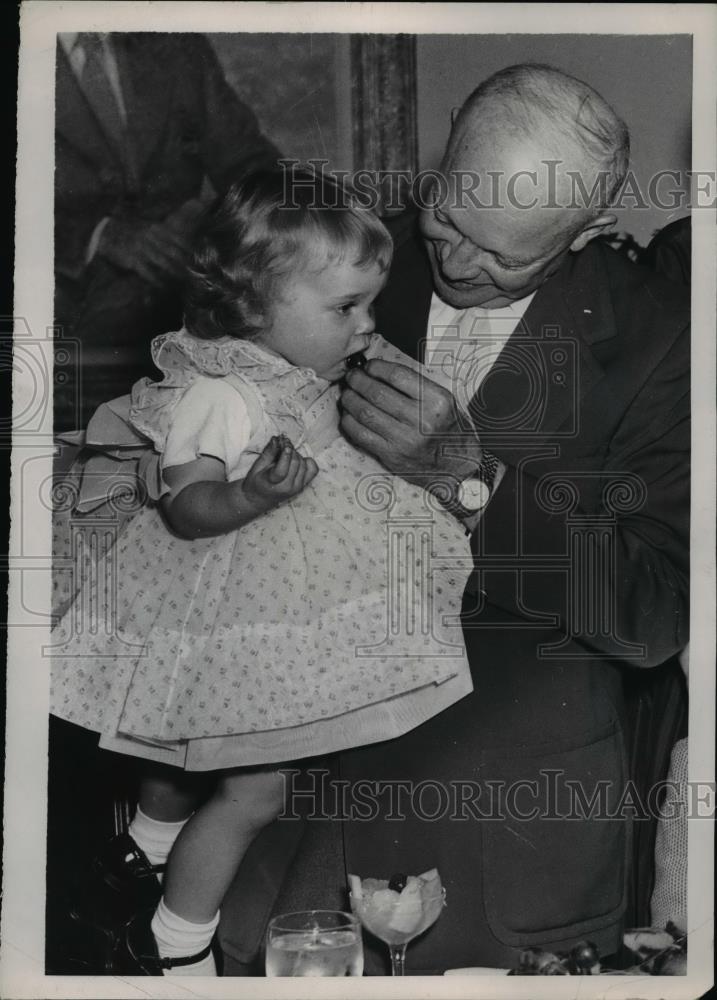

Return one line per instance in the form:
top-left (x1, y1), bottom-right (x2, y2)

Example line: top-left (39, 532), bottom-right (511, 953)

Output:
top-left (219, 64), bottom-right (689, 975)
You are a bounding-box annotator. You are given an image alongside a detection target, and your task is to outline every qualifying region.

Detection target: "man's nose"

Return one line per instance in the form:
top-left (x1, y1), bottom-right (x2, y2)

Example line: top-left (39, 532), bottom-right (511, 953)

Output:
top-left (437, 237), bottom-right (484, 281)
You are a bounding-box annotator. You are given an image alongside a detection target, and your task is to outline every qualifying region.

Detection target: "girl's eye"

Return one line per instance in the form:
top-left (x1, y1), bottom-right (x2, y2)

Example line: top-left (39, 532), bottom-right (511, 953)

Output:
top-left (337, 303), bottom-right (354, 315)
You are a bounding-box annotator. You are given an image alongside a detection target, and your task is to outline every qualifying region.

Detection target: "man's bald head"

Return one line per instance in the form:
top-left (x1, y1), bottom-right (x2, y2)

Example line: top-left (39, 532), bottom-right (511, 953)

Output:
top-left (420, 65), bottom-right (629, 308)
top-left (448, 63), bottom-right (630, 210)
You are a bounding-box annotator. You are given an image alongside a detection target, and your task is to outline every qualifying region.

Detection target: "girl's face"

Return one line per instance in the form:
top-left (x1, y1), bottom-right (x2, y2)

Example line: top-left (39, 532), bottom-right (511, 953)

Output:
top-left (256, 256), bottom-right (387, 382)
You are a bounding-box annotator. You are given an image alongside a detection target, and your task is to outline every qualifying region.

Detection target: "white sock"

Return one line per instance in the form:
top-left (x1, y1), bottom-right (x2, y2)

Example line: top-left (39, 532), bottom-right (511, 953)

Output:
top-left (151, 897), bottom-right (219, 977)
top-left (129, 806), bottom-right (189, 881)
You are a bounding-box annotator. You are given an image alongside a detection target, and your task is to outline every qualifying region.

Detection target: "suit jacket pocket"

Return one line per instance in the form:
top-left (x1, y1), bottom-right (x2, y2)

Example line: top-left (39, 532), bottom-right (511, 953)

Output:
top-left (479, 725), bottom-right (629, 947)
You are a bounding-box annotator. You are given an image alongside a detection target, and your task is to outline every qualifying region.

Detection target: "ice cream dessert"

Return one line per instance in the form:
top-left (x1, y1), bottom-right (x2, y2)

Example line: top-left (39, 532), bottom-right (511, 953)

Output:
top-left (348, 869), bottom-right (445, 946)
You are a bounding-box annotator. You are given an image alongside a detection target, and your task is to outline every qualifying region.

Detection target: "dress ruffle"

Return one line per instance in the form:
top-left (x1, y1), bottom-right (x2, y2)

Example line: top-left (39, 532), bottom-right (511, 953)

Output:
top-left (130, 330), bottom-right (315, 453)
top-left (58, 329), bottom-right (332, 511)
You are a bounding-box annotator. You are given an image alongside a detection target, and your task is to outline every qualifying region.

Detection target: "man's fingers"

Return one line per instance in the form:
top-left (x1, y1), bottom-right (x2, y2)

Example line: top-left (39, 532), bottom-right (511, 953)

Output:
top-left (140, 240), bottom-right (187, 276)
top-left (131, 249), bottom-right (180, 284)
top-left (100, 219), bottom-right (188, 283)
top-left (145, 221), bottom-right (191, 254)
top-left (136, 224), bottom-right (190, 278)
top-left (344, 368), bottom-right (418, 425)
top-left (341, 387), bottom-right (414, 443)
top-left (359, 358), bottom-right (424, 400)
top-left (340, 411), bottom-right (395, 460)
top-left (129, 259), bottom-right (166, 287)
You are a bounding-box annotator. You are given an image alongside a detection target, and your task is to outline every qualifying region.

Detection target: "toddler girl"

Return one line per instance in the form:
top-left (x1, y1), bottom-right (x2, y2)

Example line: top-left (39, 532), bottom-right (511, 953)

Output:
top-left (51, 170), bottom-right (473, 975)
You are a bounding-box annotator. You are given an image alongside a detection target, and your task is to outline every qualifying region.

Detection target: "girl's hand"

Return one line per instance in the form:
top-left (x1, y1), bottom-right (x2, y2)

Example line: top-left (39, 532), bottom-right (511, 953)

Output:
top-left (159, 436), bottom-right (318, 539)
top-left (242, 435), bottom-right (319, 511)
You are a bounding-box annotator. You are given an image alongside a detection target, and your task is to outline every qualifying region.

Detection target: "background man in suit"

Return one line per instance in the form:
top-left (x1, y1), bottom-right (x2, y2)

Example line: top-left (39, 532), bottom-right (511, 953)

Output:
top-left (218, 63), bottom-right (690, 975)
top-left (54, 32), bottom-right (279, 429)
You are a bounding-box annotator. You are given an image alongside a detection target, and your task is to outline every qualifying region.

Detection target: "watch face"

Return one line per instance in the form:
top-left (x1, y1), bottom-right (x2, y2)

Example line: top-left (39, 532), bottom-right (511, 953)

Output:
top-left (457, 478), bottom-right (491, 511)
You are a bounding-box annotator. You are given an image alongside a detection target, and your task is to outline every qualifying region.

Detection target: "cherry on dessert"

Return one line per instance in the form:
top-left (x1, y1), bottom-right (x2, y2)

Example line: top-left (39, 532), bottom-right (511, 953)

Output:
top-left (568, 940), bottom-right (600, 974)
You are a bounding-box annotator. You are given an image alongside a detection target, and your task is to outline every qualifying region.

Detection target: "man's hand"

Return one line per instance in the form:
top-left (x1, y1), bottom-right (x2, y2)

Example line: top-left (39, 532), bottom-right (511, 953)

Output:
top-left (97, 217), bottom-right (191, 286)
top-left (340, 359), bottom-right (484, 490)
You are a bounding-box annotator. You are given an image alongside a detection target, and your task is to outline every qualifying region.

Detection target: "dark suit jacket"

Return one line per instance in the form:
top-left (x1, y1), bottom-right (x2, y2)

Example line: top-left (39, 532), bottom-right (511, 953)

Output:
top-left (55, 33), bottom-right (277, 287)
top-left (642, 216), bottom-right (691, 287)
top-left (219, 215), bottom-right (690, 974)
top-left (54, 34), bottom-right (279, 426)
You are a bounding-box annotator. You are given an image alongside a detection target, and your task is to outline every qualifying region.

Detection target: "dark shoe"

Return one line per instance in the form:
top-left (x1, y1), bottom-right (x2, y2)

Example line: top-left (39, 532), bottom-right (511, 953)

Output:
top-left (57, 834), bottom-right (164, 974)
top-left (92, 832), bottom-right (164, 910)
top-left (114, 908), bottom-right (213, 976)
top-left (65, 899), bottom-right (122, 974)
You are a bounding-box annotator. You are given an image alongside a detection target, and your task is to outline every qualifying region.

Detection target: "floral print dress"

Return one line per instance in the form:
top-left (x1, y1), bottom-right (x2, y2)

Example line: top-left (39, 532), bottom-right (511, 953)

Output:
top-left (50, 329), bottom-right (473, 769)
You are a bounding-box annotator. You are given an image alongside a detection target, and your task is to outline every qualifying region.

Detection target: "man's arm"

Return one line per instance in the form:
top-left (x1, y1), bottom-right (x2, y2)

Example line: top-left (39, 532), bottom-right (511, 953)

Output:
top-left (340, 328), bottom-right (690, 666)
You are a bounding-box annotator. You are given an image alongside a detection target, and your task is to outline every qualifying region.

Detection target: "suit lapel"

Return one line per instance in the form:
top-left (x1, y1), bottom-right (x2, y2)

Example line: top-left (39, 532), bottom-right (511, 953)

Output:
top-left (113, 34), bottom-right (176, 180)
top-left (472, 245), bottom-right (614, 455)
top-left (55, 42), bottom-right (122, 170)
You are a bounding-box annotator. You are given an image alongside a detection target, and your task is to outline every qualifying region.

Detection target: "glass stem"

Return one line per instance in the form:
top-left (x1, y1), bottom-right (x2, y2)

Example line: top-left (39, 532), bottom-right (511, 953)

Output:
top-left (389, 943), bottom-right (407, 976)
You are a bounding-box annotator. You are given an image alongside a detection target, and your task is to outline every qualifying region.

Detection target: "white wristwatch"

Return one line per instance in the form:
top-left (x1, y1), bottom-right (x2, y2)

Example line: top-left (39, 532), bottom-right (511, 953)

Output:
top-left (451, 451), bottom-right (500, 515)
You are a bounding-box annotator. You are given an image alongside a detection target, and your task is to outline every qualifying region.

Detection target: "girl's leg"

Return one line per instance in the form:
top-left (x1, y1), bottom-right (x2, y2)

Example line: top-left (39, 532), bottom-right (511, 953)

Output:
top-left (137, 761), bottom-right (208, 822)
top-left (147, 767), bottom-right (285, 975)
top-left (128, 763), bottom-right (208, 874)
top-left (162, 767), bottom-right (285, 922)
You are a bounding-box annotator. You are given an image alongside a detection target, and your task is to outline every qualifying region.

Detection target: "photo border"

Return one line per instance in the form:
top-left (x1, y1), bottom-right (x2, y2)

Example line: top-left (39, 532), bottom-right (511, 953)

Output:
top-left (5, 3), bottom-right (715, 998)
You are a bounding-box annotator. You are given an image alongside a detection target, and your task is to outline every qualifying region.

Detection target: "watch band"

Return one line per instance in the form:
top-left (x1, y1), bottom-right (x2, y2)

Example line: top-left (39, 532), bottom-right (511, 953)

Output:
top-left (476, 449), bottom-right (500, 493)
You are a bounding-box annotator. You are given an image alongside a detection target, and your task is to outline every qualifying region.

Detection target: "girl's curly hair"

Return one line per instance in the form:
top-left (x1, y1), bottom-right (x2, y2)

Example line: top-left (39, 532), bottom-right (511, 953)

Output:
top-left (184, 168), bottom-right (393, 341)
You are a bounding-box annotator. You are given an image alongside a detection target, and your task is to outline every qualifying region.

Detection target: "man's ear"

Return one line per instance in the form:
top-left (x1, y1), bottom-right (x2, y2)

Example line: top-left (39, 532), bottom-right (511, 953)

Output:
top-left (569, 213), bottom-right (617, 252)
